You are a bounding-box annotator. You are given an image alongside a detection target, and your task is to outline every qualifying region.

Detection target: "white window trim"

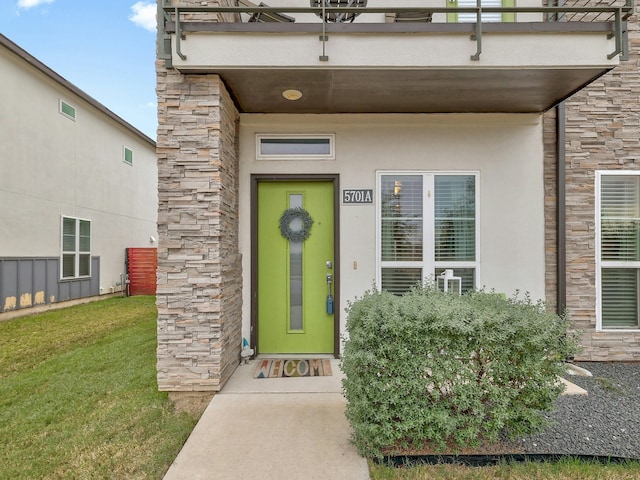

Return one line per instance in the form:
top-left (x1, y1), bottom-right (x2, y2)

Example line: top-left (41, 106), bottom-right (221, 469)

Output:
top-left (123, 146), bottom-right (133, 166)
top-left (58, 98), bottom-right (76, 121)
top-left (255, 134), bottom-right (335, 161)
top-left (595, 170), bottom-right (640, 332)
top-left (375, 170), bottom-right (481, 291)
top-left (60, 215), bottom-right (92, 280)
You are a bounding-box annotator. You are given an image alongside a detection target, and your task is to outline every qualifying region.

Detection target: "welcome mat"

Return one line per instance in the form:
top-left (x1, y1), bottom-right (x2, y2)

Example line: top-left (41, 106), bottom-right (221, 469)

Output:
top-left (253, 358), bottom-right (332, 379)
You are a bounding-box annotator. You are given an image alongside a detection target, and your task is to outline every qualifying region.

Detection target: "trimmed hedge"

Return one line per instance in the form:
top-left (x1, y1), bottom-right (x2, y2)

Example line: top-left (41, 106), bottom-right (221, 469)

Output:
top-left (341, 286), bottom-right (580, 459)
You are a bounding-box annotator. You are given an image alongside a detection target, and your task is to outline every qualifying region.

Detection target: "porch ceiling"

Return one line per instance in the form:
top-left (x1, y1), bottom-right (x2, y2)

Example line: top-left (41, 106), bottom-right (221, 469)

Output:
top-left (211, 67), bottom-right (609, 114)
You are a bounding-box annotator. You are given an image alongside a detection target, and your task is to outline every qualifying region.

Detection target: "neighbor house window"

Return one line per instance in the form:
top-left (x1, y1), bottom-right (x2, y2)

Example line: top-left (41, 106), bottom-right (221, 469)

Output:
top-left (59, 99), bottom-right (76, 120)
top-left (123, 146), bottom-right (133, 165)
top-left (61, 216), bottom-right (91, 279)
top-left (256, 135), bottom-right (334, 160)
top-left (449, 0), bottom-right (515, 23)
top-left (597, 172), bottom-right (640, 329)
top-left (377, 172), bottom-right (478, 295)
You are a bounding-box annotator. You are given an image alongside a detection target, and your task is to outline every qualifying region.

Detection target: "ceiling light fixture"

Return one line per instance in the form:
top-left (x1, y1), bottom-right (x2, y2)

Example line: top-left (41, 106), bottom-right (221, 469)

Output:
top-left (282, 89), bottom-right (303, 101)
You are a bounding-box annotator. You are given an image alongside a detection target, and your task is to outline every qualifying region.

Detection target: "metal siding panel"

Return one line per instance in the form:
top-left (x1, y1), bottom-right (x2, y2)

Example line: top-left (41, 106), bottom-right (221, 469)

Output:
top-left (69, 281), bottom-right (81, 300)
top-left (58, 281), bottom-right (70, 302)
top-left (0, 257), bottom-right (100, 311)
top-left (17, 260), bottom-right (33, 308)
top-left (33, 259), bottom-right (47, 306)
top-left (47, 258), bottom-right (59, 304)
top-left (91, 257), bottom-right (100, 296)
top-left (80, 279), bottom-right (90, 298)
top-left (1, 260), bottom-right (19, 312)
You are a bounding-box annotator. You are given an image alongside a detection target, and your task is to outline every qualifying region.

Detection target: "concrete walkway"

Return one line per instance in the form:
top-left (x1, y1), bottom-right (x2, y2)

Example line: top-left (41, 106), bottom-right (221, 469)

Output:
top-left (163, 359), bottom-right (587, 480)
top-left (163, 359), bottom-right (371, 480)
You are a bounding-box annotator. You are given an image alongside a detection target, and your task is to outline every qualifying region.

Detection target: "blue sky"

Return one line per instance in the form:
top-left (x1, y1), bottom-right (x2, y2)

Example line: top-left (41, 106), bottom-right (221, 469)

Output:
top-left (0, 0), bottom-right (158, 139)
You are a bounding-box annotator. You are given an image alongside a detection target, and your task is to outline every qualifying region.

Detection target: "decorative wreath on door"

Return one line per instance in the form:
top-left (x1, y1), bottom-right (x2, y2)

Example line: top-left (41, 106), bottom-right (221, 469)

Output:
top-left (279, 207), bottom-right (314, 242)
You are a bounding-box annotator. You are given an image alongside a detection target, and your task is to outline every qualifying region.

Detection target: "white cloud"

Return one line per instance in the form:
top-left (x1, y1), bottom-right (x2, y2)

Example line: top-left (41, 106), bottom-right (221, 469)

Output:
top-left (129, 2), bottom-right (156, 31)
top-left (17, 0), bottom-right (54, 9)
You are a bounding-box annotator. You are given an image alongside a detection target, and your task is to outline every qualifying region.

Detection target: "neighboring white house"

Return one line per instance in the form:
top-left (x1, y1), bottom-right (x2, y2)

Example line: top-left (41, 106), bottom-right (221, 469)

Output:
top-left (155, 0), bottom-right (635, 392)
top-left (0, 33), bottom-right (157, 314)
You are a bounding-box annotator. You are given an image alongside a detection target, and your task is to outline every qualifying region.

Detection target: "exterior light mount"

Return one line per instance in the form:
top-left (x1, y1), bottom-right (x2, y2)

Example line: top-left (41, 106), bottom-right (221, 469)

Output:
top-left (282, 89), bottom-right (303, 101)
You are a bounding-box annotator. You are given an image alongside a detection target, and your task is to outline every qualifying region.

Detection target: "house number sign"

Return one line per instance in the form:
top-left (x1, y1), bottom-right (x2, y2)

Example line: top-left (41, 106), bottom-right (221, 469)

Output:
top-left (342, 189), bottom-right (373, 204)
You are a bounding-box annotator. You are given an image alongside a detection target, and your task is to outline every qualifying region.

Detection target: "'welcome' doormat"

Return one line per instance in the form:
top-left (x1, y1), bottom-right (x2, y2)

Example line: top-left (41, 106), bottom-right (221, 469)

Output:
top-left (253, 358), bottom-right (332, 378)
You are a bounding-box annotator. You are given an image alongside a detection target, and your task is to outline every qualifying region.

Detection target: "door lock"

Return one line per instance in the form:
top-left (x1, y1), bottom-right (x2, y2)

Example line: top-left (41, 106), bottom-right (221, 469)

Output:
top-left (326, 260), bottom-right (333, 270)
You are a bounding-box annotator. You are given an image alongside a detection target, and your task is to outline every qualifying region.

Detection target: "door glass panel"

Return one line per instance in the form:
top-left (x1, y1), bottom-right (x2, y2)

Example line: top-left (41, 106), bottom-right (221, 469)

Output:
top-left (289, 194), bottom-right (303, 331)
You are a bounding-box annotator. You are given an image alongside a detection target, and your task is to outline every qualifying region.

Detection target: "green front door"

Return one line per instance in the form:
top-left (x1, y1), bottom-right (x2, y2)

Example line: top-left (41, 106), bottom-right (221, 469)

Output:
top-left (257, 181), bottom-right (334, 354)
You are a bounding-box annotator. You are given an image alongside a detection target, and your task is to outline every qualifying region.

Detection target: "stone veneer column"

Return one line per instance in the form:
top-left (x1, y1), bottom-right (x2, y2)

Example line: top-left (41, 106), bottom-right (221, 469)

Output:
top-left (156, 52), bottom-right (242, 391)
top-left (544, 3), bottom-right (640, 361)
top-left (543, 108), bottom-right (558, 315)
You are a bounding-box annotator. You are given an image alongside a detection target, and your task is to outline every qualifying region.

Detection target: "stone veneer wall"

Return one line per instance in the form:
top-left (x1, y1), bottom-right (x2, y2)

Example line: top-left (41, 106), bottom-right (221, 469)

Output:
top-left (156, 26), bottom-right (242, 390)
top-left (543, 108), bottom-right (558, 316)
top-left (545, 3), bottom-right (640, 361)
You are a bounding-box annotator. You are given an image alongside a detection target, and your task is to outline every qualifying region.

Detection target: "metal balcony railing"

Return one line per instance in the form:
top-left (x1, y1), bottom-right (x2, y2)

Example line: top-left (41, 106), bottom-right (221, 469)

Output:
top-left (158, 0), bottom-right (634, 66)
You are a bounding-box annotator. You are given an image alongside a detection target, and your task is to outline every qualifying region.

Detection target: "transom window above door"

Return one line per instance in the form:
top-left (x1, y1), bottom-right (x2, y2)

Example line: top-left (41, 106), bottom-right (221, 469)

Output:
top-left (377, 172), bottom-right (479, 295)
top-left (256, 134), bottom-right (335, 160)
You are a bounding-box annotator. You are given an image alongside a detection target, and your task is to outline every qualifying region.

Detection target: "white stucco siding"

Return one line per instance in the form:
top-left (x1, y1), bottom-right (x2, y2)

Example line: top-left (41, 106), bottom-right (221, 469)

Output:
top-left (0, 43), bottom-right (157, 294)
top-left (238, 113), bottom-right (546, 342)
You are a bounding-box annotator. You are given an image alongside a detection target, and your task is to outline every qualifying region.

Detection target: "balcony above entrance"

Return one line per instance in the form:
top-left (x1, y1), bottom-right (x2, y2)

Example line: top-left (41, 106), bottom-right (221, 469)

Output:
top-left (158, 0), bottom-right (633, 114)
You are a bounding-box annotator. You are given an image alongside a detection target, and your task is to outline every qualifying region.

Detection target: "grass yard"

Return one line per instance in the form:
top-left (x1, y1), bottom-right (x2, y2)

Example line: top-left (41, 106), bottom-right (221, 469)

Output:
top-left (369, 458), bottom-right (640, 480)
top-left (4, 296), bottom-right (640, 480)
top-left (0, 296), bottom-right (198, 480)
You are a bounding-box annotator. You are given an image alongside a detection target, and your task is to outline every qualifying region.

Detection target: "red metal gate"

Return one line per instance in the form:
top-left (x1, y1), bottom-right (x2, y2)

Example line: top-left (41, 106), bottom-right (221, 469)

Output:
top-left (126, 248), bottom-right (157, 296)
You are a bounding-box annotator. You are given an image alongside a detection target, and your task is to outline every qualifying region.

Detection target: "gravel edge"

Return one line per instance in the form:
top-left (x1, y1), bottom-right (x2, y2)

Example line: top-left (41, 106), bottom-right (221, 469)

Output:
top-left (511, 362), bottom-right (640, 459)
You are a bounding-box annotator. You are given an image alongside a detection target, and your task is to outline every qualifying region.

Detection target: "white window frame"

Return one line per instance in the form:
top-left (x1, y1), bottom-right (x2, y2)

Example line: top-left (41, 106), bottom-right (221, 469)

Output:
top-left (375, 171), bottom-right (480, 292)
top-left (255, 134), bottom-right (335, 161)
top-left (60, 216), bottom-right (92, 280)
top-left (59, 99), bottom-right (76, 121)
top-left (123, 146), bottom-right (133, 166)
top-left (595, 170), bottom-right (640, 332)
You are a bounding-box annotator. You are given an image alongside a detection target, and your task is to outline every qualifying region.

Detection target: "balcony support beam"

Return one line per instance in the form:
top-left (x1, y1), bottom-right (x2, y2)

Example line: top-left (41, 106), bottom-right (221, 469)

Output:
top-left (471, 4), bottom-right (483, 61)
top-left (175, 7), bottom-right (187, 61)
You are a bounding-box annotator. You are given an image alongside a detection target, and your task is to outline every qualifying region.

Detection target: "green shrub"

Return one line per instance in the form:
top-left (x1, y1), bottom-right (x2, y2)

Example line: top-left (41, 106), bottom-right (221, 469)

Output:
top-left (341, 285), bottom-right (580, 459)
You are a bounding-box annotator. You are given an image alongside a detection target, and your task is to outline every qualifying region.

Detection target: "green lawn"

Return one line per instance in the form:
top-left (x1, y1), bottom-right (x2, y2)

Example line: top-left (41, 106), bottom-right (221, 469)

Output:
top-left (0, 296), bottom-right (197, 480)
top-left (4, 296), bottom-right (640, 480)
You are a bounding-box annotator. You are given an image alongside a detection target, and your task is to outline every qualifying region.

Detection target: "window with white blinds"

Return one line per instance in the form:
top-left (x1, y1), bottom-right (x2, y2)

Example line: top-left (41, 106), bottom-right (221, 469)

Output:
top-left (457, 0), bottom-right (503, 23)
top-left (378, 172), bottom-right (478, 295)
top-left (598, 173), bottom-right (640, 329)
top-left (435, 176), bottom-right (476, 262)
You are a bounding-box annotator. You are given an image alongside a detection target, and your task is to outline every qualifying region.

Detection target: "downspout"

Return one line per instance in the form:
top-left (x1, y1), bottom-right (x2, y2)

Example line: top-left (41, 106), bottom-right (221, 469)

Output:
top-left (556, 102), bottom-right (567, 316)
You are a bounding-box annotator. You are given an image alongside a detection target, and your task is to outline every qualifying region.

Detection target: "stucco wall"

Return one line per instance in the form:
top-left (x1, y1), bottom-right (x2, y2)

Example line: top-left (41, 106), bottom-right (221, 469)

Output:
top-left (0, 42), bottom-right (157, 297)
top-left (238, 113), bottom-right (547, 345)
